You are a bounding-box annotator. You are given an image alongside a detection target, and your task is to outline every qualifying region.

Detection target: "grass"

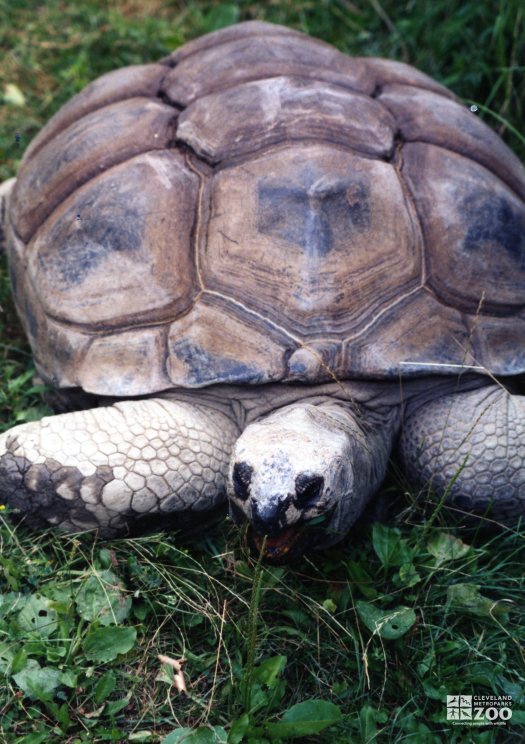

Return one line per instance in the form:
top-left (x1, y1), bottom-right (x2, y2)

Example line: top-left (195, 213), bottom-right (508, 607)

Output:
top-left (0, 515), bottom-right (524, 742)
top-left (0, 0), bottom-right (524, 742)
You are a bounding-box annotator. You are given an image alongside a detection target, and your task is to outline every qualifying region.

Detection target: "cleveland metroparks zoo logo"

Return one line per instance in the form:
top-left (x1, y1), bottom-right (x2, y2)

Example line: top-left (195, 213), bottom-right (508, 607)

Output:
top-left (446, 695), bottom-right (513, 726)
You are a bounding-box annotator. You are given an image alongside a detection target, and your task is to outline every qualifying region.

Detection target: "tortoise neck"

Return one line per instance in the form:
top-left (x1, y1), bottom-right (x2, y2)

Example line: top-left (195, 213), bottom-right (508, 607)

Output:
top-left (161, 374), bottom-right (492, 430)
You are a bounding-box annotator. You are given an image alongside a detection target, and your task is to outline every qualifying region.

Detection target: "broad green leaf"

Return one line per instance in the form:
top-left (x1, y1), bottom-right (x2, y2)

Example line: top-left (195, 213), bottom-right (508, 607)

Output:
top-left (0, 591), bottom-right (23, 617)
top-left (98, 548), bottom-right (115, 569)
top-left (13, 659), bottom-right (61, 701)
top-left (345, 560), bottom-right (378, 599)
top-left (359, 705), bottom-right (388, 742)
top-left (427, 532), bottom-right (470, 565)
top-left (247, 682), bottom-right (269, 712)
top-left (0, 641), bottom-right (16, 673)
top-left (11, 646), bottom-right (28, 674)
top-left (397, 562), bottom-right (421, 587)
top-left (18, 594), bottom-right (58, 637)
top-left (83, 626), bottom-right (137, 662)
top-left (4, 83), bottom-right (26, 106)
top-left (241, 659), bottom-right (287, 713)
top-left (422, 680), bottom-right (448, 701)
top-left (105, 691), bottom-right (132, 716)
top-left (228, 713), bottom-right (251, 744)
top-left (46, 700), bottom-right (72, 729)
top-left (372, 524), bottom-right (411, 569)
top-left (60, 669), bottom-right (77, 688)
top-left (94, 670), bottom-right (116, 703)
top-left (253, 655), bottom-right (287, 689)
top-left (46, 645), bottom-right (67, 663)
top-left (163, 726), bottom-right (228, 743)
top-left (75, 569), bottom-right (131, 625)
top-left (356, 601), bottom-right (416, 639)
top-left (446, 584), bottom-right (510, 619)
top-left (18, 732), bottom-right (48, 744)
top-left (265, 699), bottom-right (342, 738)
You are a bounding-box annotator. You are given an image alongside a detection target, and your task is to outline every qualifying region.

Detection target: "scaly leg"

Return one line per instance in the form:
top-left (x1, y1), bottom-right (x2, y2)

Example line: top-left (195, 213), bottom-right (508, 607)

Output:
top-left (400, 384), bottom-right (525, 523)
top-left (0, 397), bottom-right (240, 536)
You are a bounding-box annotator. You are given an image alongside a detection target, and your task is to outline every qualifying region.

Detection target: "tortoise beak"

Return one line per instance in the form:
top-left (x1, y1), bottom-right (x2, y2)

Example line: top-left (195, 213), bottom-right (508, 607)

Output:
top-left (247, 507), bottom-right (336, 563)
top-left (249, 523), bottom-right (307, 563)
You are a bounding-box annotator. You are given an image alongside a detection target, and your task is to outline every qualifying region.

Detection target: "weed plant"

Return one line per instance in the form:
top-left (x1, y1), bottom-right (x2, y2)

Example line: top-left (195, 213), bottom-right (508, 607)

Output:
top-left (0, 1), bottom-right (524, 742)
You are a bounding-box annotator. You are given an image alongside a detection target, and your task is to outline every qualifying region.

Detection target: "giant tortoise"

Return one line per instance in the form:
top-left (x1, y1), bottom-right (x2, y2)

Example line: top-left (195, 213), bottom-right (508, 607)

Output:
top-left (0, 21), bottom-right (524, 561)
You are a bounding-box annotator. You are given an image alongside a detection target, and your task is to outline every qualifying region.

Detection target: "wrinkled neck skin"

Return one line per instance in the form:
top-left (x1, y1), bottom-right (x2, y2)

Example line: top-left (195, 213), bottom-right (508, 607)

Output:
top-left (163, 373), bottom-right (491, 428)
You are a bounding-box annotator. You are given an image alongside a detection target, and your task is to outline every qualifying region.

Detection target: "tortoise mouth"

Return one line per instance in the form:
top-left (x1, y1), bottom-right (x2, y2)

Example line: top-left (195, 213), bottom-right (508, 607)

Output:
top-left (247, 510), bottom-right (336, 564)
top-left (249, 524), bottom-right (308, 563)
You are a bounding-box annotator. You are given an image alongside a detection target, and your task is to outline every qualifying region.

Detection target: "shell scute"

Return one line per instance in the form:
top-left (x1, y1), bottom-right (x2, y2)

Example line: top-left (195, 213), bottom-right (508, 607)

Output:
top-left (402, 143), bottom-right (525, 314)
top-left (167, 295), bottom-right (289, 387)
top-left (27, 151), bottom-right (199, 328)
top-left (177, 76), bottom-right (395, 163)
top-left (379, 84), bottom-right (525, 200)
top-left (22, 64), bottom-right (167, 163)
top-left (202, 143), bottom-right (421, 338)
top-left (12, 98), bottom-right (178, 242)
top-left (160, 33), bottom-right (373, 106)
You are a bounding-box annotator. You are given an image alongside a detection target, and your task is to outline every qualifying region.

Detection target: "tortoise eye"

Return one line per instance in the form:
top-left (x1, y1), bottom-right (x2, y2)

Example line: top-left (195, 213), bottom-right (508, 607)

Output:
top-left (294, 474), bottom-right (324, 506)
top-left (232, 462), bottom-right (253, 501)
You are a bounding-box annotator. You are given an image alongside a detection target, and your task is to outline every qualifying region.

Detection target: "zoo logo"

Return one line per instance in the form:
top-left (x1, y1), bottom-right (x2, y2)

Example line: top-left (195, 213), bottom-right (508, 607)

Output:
top-left (446, 695), bottom-right (513, 726)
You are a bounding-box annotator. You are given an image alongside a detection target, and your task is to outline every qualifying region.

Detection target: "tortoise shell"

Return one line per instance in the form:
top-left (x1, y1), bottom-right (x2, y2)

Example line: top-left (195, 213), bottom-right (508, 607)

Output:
top-left (6, 21), bottom-right (525, 396)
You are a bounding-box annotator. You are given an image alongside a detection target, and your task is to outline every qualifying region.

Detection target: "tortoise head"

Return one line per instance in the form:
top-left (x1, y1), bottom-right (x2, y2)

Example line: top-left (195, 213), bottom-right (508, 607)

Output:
top-left (227, 404), bottom-right (364, 562)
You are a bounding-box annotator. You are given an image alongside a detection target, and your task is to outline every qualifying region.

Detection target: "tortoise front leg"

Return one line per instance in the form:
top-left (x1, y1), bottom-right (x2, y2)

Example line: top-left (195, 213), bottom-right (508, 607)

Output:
top-left (0, 398), bottom-right (240, 536)
top-left (400, 384), bottom-right (525, 523)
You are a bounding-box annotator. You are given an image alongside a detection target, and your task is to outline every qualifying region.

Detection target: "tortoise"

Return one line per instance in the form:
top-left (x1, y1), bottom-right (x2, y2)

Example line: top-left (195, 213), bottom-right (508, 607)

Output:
top-left (0, 21), bottom-right (524, 562)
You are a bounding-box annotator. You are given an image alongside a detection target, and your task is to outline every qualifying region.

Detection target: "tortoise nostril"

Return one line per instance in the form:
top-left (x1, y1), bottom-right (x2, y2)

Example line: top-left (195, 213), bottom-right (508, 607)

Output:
top-left (232, 461), bottom-right (253, 501)
top-left (251, 498), bottom-right (289, 536)
top-left (294, 474), bottom-right (324, 506)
